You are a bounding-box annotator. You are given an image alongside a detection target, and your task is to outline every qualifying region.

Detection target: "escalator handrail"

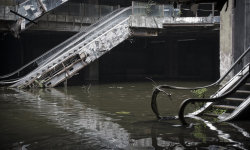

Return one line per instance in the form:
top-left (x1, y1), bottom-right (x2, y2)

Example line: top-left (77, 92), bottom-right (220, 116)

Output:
top-left (34, 7), bottom-right (130, 67)
top-left (178, 64), bottom-right (250, 125)
top-left (41, 7), bottom-right (132, 67)
top-left (0, 7), bottom-right (132, 85)
top-left (151, 46), bottom-right (250, 121)
top-left (0, 7), bottom-right (124, 79)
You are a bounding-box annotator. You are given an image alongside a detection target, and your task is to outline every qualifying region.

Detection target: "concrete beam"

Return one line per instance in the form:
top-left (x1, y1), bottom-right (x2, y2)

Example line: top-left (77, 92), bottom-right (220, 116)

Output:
top-left (130, 15), bottom-right (220, 29)
top-left (163, 16), bottom-right (220, 27)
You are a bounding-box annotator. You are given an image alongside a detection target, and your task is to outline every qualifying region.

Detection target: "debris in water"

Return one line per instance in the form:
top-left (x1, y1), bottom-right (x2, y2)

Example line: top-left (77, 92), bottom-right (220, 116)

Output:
top-left (116, 111), bottom-right (130, 115)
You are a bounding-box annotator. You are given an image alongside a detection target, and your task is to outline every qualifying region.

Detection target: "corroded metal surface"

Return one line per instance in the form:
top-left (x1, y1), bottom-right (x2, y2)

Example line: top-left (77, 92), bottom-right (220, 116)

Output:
top-left (44, 20), bottom-right (131, 87)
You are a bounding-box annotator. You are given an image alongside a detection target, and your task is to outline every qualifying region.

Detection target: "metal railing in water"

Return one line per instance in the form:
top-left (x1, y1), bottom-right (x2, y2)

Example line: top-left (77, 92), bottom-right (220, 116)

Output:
top-left (151, 46), bottom-right (250, 121)
top-left (0, 7), bottom-right (125, 82)
top-left (178, 63), bottom-right (250, 125)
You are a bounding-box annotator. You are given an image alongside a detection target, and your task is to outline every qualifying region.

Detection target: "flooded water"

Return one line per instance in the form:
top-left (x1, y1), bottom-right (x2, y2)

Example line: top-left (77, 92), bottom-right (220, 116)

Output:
top-left (0, 81), bottom-right (250, 150)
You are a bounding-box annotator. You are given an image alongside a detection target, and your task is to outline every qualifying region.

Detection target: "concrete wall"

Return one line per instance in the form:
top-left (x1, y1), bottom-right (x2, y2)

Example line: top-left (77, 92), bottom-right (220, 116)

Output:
top-left (98, 35), bottom-right (219, 82)
top-left (233, 0), bottom-right (250, 70)
top-left (219, 0), bottom-right (233, 79)
top-left (220, 0), bottom-right (250, 77)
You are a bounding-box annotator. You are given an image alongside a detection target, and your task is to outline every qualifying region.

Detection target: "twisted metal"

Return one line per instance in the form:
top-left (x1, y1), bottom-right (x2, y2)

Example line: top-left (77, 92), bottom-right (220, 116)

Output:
top-left (151, 46), bottom-right (250, 123)
top-left (0, 8), bottom-right (124, 81)
top-left (179, 67), bottom-right (249, 125)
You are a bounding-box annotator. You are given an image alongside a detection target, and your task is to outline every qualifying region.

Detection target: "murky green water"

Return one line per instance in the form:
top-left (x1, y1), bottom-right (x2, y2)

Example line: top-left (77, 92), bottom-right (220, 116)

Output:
top-left (0, 81), bottom-right (250, 150)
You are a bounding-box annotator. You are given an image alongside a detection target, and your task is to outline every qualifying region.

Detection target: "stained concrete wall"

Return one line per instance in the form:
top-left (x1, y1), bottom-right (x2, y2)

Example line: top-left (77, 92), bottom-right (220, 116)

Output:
top-left (220, 0), bottom-right (250, 77)
top-left (219, 0), bottom-right (233, 79)
top-left (98, 35), bottom-right (219, 82)
top-left (233, 0), bottom-right (250, 70)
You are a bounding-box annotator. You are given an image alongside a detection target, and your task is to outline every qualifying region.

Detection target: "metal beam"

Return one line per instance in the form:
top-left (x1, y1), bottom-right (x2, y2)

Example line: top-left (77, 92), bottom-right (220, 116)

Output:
top-left (10, 10), bottom-right (37, 24)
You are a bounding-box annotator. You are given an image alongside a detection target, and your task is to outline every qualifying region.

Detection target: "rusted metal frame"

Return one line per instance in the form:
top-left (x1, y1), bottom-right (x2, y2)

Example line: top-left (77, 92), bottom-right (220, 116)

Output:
top-left (47, 60), bottom-right (87, 87)
top-left (39, 65), bottom-right (62, 82)
top-left (21, 74), bottom-right (41, 88)
top-left (43, 58), bottom-right (79, 84)
top-left (32, 64), bottom-right (61, 85)
top-left (61, 57), bottom-right (77, 82)
top-left (23, 54), bottom-right (78, 88)
top-left (62, 55), bottom-right (78, 67)
top-left (61, 62), bottom-right (70, 78)
top-left (178, 71), bottom-right (250, 125)
top-left (44, 58), bottom-right (83, 87)
top-left (38, 54), bottom-right (78, 81)
top-left (22, 66), bottom-right (56, 88)
top-left (50, 60), bottom-right (88, 86)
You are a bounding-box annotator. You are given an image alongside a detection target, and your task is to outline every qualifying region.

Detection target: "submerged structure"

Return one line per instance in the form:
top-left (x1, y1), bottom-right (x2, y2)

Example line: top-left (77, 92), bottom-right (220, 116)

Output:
top-left (0, 0), bottom-right (249, 124)
top-left (150, 0), bottom-right (250, 124)
top-left (0, 1), bottom-right (219, 88)
top-left (151, 47), bottom-right (250, 124)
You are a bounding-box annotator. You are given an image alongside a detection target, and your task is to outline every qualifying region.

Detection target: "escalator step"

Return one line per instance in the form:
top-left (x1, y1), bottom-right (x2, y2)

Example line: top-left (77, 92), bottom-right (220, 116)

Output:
top-left (225, 97), bottom-right (245, 101)
top-left (212, 105), bottom-right (237, 110)
top-left (245, 83), bottom-right (250, 86)
top-left (236, 90), bottom-right (250, 94)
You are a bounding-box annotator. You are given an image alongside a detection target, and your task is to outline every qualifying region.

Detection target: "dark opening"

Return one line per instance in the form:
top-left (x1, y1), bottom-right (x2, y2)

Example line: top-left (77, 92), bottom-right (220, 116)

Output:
top-left (98, 29), bottom-right (219, 82)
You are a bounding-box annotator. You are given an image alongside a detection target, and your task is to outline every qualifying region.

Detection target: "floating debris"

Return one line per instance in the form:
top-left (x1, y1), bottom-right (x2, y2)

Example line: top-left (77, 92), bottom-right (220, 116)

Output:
top-left (116, 111), bottom-right (131, 115)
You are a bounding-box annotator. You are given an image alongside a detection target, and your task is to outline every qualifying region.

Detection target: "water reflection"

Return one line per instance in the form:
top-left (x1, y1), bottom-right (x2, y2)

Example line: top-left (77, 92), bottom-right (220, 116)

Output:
top-left (8, 88), bottom-right (130, 149)
top-left (0, 82), bottom-right (250, 149)
top-left (188, 116), bottom-right (246, 149)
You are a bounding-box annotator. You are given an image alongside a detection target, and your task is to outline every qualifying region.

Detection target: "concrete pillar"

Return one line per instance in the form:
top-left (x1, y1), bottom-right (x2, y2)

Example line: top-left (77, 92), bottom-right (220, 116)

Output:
top-left (219, 0), bottom-right (234, 79)
top-left (245, 1), bottom-right (250, 65)
top-left (220, 0), bottom-right (250, 77)
top-left (233, 0), bottom-right (250, 68)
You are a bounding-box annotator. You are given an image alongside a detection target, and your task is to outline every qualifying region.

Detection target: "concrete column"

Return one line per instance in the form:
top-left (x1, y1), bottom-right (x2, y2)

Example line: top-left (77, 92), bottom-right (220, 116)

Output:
top-left (232, 0), bottom-right (250, 72)
top-left (219, 0), bottom-right (234, 79)
top-left (245, 1), bottom-right (250, 65)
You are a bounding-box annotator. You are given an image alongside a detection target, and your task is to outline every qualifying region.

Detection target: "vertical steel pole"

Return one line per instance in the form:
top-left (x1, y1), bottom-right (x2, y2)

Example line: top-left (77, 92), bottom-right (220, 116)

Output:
top-left (212, 3), bottom-right (215, 17)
